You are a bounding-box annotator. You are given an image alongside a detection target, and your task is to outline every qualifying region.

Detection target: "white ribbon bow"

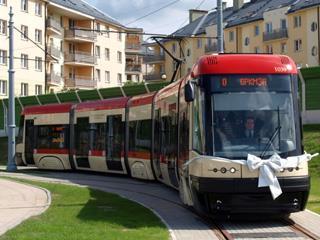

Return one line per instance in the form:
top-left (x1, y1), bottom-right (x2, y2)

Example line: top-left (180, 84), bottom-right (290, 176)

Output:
top-left (247, 152), bottom-right (319, 199)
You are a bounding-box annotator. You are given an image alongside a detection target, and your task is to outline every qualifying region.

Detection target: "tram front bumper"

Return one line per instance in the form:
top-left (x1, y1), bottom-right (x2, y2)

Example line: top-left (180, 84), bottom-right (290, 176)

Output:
top-left (190, 176), bottom-right (310, 214)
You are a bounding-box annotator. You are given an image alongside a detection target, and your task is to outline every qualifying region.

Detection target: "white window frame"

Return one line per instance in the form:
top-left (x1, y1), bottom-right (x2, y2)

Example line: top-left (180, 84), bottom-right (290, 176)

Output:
top-left (0, 80), bottom-right (7, 96)
top-left (21, 83), bottom-right (28, 96)
top-left (35, 2), bottom-right (42, 16)
top-left (106, 26), bottom-right (110, 38)
top-left (0, 0), bottom-right (7, 6)
top-left (105, 71), bottom-right (110, 83)
top-left (294, 16), bottom-right (302, 28)
top-left (265, 22), bottom-right (273, 33)
top-left (95, 69), bottom-right (101, 82)
top-left (197, 39), bottom-right (202, 49)
top-left (117, 73), bottom-right (122, 85)
top-left (105, 48), bottom-right (110, 60)
top-left (0, 20), bottom-right (7, 35)
top-left (21, 54), bottom-right (28, 69)
top-left (0, 50), bottom-right (7, 65)
top-left (35, 29), bottom-right (42, 43)
top-left (254, 25), bottom-right (259, 36)
top-left (229, 31), bottom-right (234, 42)
top-left (95, 45), bottom-right (100, 58)
top-left (294, 39), bottom-right (302, 52)
top-left (21, 0), bottom-right (28, 12)
top-left (118, 32), bottom-right (122, 41)
top-left (281, 43), bottom-right (287, 53)
top-left (35, 85), bottom-right (42, 95)
top-left (117, 51), bottom-right (122, 63)
top-left (35, 57), bottom-right (42, 71)
top-left (21, 25), bottom-right (28, 40)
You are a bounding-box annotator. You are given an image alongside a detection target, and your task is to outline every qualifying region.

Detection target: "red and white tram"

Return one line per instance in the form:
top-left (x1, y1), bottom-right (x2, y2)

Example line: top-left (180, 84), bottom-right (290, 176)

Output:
top-left (16, 54), bottom-right (314, 216)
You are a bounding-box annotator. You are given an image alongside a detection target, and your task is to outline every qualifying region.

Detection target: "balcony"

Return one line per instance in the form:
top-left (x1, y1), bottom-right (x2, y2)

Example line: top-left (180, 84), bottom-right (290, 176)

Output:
top-left (126, 43), bottom-right (141, 52)
top-left (64, 28), bottom-right (97, 42)
top-left (263, 28), bottom-right (288, 42)
top-left (205, 43), bottom-right (218, 53)
top-left (65, 76), bottom-right (97, 89)
top-left (64, 51), bottom-right (97, 66)
top-left (143, 54), bottom-right (165, 63)
top-left (47, 45), bottom-right (61, 60)
top-left (46, 17), bottom-right (63, 35)
top-left (144, 73), bottom-right (165, 81)
top-left (46, 72), bottom-right (63, 86)
top-left (126, 65), bottom-right (142, 73)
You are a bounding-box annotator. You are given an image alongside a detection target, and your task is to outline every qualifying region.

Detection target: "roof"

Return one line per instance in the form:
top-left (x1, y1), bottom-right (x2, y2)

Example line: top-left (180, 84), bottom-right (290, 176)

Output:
top-left (226, 0), bottom-right (295, 28)
top-left (22, 103), bottom-right (73, 115)
top-left (192, 54), bottom-right (298, 77)
top-left (49, 0), bottom-right (124, 27)
top-left (75, 97), bottom-right (129, 112)
top-left (288, 0), bottom-right (320, 13)
top-left (129, 92), bottom-right (156, 107)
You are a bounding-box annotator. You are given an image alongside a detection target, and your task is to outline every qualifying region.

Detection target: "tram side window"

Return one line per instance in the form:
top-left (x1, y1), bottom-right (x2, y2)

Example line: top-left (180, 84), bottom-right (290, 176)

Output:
top-left (36, 125), bottom-right (69, 149)
top-left (179, 110), bottom-right (189, 164)
top-left (192, 87), bottom-right (205, 153)
top-left (75, 118), bottom-right (90, 156)
top-left (106, 115), bottom-right (124, 160)
top-left (161, 113), bottom-right (177, 160)
top-left (129, 119), bottom-right (151, 152)
top-left (90, 123), bottom-right (106, 151)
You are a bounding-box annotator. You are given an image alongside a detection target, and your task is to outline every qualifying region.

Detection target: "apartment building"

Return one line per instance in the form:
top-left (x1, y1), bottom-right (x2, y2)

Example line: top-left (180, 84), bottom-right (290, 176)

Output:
top-left (125, 28), bottom-right (143, 83)
top-left (0, 0), bottom-right (46, 99)
top-left (148, 0), bottom-right (320, 81)
top-left (0, 0), bottom-right (135, 99)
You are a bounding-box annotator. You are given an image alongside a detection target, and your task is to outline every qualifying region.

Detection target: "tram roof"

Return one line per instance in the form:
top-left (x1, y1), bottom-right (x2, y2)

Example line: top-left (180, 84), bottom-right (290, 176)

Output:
top-left (75, 97), bottom-right (129, 112)
top-left (22, 103), bottom-right (73, 115)
top-left (129, 92), bottom-right (156, 107)
top-left (191, 54), bottom-right (298, 77)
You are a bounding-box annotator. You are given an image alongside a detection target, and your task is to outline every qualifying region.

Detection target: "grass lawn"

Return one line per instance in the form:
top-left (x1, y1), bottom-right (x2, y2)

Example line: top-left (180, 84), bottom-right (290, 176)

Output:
top-left (0, 179), bottom-right (169, 240)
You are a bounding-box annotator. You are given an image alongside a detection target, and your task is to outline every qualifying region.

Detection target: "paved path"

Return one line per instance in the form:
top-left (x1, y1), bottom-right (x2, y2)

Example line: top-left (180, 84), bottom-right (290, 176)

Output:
top-left (0, 168), bottom-right (218, 240)
top-left (0, 178), bottom-right (50, 236)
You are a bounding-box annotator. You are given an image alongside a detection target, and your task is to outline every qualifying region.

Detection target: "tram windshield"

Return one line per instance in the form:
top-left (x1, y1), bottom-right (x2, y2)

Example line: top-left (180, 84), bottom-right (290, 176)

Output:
top-left (199, 74), bottom-right (298, 159)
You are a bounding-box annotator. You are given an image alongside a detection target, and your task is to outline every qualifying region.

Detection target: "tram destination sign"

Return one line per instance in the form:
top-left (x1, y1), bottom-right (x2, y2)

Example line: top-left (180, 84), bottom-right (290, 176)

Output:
top-left (210, 74), bottom-right (292, 93)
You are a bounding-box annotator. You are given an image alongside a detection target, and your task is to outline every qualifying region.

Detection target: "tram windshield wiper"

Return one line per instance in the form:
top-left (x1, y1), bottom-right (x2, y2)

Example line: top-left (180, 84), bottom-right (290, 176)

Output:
top-left (260, 126), bottom-right (282, 159)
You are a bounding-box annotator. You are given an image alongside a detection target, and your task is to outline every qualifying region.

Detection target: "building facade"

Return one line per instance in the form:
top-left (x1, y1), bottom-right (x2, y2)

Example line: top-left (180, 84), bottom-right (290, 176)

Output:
top-left (0, 0), bottom-right (141, 99)
top-left (148, 0), bottom-right (320, 82)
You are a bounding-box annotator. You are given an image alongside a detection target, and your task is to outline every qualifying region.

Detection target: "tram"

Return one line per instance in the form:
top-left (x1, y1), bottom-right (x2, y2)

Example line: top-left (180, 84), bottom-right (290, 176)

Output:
top-left (16, 54), bottom-right (315, 216)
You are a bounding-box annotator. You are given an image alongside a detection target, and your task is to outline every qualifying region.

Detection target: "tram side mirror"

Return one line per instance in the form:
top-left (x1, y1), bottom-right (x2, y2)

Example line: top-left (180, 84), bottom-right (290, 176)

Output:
top-left (185, 81), bottom-right (195, 102)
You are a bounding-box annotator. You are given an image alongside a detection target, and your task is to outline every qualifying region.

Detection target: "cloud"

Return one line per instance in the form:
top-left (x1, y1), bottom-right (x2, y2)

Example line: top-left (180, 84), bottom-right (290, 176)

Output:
top-left (85, 0), bottom-right (236, 34)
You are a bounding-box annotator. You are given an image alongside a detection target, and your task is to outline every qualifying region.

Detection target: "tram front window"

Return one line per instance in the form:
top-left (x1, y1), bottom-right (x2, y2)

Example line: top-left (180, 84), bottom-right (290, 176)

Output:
top-left (203, 74), bottom-right (298, 159)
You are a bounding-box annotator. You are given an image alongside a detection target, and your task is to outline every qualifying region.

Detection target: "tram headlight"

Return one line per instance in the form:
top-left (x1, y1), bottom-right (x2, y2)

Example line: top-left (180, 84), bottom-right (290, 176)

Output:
top-left (230, 167), bottom-right (236, 173)
top-left (220, 167), bottom-right (227, 174)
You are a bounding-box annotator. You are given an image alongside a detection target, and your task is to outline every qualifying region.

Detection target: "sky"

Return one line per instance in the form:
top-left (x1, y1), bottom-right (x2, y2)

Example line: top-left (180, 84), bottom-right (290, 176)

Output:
top-left (85, 0), bottom-right (235, 34)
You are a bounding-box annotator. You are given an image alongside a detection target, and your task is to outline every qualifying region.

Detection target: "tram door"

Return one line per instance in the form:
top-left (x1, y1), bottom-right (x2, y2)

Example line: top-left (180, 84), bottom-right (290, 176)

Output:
top-left (75, 117), bottom-right (90, 168)
top-left (153, 109), bottom-right (163, 180)
top-left (106, 115), bottom-right (123, 171)
top-left (25, 120), bottom-right (35, 165)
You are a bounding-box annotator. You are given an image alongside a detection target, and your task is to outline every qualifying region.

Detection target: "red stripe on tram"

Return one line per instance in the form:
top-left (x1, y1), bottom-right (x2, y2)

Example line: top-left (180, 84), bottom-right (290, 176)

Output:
top-left (35, 149), bottom-right (69, 155)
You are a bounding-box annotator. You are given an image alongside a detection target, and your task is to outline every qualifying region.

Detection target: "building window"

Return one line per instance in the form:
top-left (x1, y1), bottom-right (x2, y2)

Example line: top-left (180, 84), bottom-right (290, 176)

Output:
top-left (172, 43), bottom-right (176, 53)
top-left (118, 32), bottom-right (122, 41)
top-left (96, 23), bottom-right (100, 31)
top-left (244, 37), bottom-right (250, 46)
top-left (35, 29), bottom-right (42, 43)
top-left (266, 45), bottom-right (273, 54)
top-left (106, 26), bottom-right (110, 38)
top-left (254, 25), bottom-right (259, 36)
top-left (21, 83), bottom-right (28, 96)
top-left (21, 25), bottom-right (28, 40)
top-left (35, 85), bottom-right (42, 95)
top-left (21, 0), bottom-right (28, 12)
top-left (280, 19), bottom-right (287, 29)
top-left (95, 45), bottom-right (100, 58)
top-left (197, 39), bottom-right (202, 48)
top-left (0, 50), bottom-right (7, 65)
top-left (117, 73), bottom-right (122, 85)
top-left (117, 51), bottom-right (122, 63)
top-left (0, 20), bottom-right (7, 35)
top-left (0, 0), bottom-right (7, 5)
top-left (311, 22), bottom-right (318, 32)
top-left (35, 2), bottom-right (42, 16)
top-left (229, 31), bottom-right (234, 42)
top-left (0, 80), bottom-right (7, 95)
top-left (105, 48), bottom-right (110, 60)
top-left (95, 69), bottom-right (101, 82)
top-left (294, 39), bottom-right (302, 52)
top-left (281, 43), bottom-right (287, 53)
top-left (187, 49), bottom-right (191, 57)
top-left (127, 75), bottom-right (132, 81)
top-left (312, 46), bottom-right (318, 56)
top-left (294, 16), bottom-right (302, 28)
top-left (35, 57), bottom-right (42, 71)
top-left (21, 54), bottom-right (28, 69)
top-left (105, 71), bottom-right (110, 83)
top-left (265, 22), bottom-right (272, 33)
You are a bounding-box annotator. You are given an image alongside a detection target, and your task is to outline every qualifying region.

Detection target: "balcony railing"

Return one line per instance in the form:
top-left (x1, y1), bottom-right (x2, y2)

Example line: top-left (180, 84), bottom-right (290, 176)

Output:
top-left (143, 54), bottom-right (165, 63)
top-left (46, 72), bottom-right (62, 85)
top-left (64, 51), bottom-right (97, 65)
top-left (46, 17), bottom-right (63, 34)
top-left (47, 45), bottom-right (61, 59)
top-left (126, 65), bottom-right (142, 72)
top-left (263, 28), bottom-right (288, 42)
top-left (126, 43), bottom-right (141, 51)
top-left (205, 43), bottom-right (218, 53)
top-left (64, 28), bottom-right (97, 41)
top-left (144, 73), bottom-right (165, 81)
top-left (65, 76), bottom-right (97, 88)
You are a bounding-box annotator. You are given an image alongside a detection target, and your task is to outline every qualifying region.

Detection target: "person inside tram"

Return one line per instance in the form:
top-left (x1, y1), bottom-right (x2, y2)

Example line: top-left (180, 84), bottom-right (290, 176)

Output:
top-left (244, 117), bottom-right (255, 139)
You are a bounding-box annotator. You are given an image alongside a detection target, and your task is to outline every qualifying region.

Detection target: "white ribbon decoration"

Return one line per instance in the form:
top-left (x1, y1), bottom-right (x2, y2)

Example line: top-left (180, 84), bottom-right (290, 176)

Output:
top-left (182, 152), bottom-right (319, 202)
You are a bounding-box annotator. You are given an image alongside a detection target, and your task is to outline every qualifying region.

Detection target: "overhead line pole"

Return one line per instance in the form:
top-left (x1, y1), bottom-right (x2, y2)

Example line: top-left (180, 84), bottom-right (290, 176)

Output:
top-left (217, 0), bottom-right (224, 53)
top-left (7, 7), bottom-right (17, 172)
